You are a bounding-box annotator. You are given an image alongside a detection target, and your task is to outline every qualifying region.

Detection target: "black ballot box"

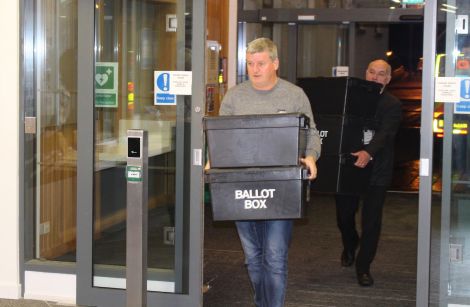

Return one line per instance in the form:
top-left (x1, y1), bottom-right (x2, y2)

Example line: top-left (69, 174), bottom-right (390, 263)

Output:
top-left (205, 167), bottom-right (308, 221)
top-left (297, 76), bottom-right (382, 119)
top-left (312, 154), bottom-right (373, 194)
top-left (297, 77), bottom-right (381, 193)
top-left (315, 115), bottom-right (365, 155)
top-left (204, 113), bottom-right (309, 168)
top-left (312, 114), bottom-right (372, 193)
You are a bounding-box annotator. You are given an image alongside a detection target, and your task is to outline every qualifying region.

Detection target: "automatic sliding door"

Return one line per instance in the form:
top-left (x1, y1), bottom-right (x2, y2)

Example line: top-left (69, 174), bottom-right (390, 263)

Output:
top-left (77, 0), bottom-right (204, 306)
top-left (427, 1), bottom-right (470, 305)
top-left (92, 0), bottom-right (181, 292)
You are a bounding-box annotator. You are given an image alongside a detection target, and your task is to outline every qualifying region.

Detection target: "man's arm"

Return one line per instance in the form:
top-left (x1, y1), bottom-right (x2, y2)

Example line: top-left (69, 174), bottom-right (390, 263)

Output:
top-left (297, 90), bottom-right (321, 161)
top-left (300, 155), bottom-right (317, 180)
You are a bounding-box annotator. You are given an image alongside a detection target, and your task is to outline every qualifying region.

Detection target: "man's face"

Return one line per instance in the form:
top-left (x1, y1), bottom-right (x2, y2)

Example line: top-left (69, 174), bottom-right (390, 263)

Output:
top-left (365, 61), bottom-right (391, 88)
top-left (246, 51), bottom-right (279, 90)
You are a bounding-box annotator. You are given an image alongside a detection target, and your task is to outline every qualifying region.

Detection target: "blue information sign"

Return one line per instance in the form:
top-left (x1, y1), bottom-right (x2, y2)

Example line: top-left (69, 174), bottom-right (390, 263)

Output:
top-left (154, 71), bottom-right (176, 105)
top-left (456, 78), bottom-right (470, 114)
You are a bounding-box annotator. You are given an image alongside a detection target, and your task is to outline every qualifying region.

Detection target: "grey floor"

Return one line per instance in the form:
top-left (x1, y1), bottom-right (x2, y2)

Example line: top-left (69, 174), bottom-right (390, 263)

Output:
top-left (0, 300), bottom-right (75, 307)
top-left (203, 192), bottom-right (419, 307)
top-left (0, 192), bottom-right (421, 307)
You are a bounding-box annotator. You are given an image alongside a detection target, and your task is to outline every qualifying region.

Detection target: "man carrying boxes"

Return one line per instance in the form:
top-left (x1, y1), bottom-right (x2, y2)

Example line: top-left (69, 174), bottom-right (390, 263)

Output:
top-left (205, 38), bottom-right (321, 307)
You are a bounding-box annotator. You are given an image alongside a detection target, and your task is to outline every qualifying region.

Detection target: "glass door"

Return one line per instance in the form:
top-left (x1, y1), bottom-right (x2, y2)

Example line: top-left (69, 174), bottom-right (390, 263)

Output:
top-left (76, 1), bottom-right (204, 306)
top-left (424, 0), bottom-right (470, 305)
top-left (22, 0), bottom-right (79, 264)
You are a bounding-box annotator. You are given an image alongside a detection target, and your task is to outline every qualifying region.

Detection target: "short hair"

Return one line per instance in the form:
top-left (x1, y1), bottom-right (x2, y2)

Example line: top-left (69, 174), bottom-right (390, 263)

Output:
top-left (368, 59), bottom-right (391, 76)
top-left (246, 38), bottom-right (278, 61)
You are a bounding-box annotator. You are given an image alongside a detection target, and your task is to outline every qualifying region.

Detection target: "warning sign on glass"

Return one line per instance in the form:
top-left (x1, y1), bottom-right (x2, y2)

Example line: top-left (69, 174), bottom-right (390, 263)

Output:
top-left (154, 71), bottom-right (192, 106)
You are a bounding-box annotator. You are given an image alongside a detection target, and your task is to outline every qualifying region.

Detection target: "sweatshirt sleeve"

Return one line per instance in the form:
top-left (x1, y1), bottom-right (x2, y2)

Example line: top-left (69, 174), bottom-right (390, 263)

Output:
top-left (297, 89), bottom-right (321, 160)
top-left (219, 88), bottom-right (235, 116)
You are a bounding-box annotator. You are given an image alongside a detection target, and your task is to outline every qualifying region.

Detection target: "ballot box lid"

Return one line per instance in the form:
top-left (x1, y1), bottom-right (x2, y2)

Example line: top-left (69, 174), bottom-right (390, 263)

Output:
top-left (297, 77), bottom-right (381, 117)
top-left (203, 113), bottom-right (309, 130)
top-left (205, 167), bottom-right (307, 183)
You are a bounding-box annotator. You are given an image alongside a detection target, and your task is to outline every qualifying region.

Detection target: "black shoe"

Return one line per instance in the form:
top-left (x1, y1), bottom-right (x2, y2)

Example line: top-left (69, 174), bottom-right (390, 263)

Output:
top-left (341, 250), bottom-right (355, 267)
top-left (356, 271), bottom-right (374, 287)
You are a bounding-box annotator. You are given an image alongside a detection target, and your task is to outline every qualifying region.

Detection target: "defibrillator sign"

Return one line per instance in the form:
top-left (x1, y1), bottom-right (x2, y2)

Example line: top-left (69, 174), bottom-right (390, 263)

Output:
top-left (95, 62), bottom-right (118, 108)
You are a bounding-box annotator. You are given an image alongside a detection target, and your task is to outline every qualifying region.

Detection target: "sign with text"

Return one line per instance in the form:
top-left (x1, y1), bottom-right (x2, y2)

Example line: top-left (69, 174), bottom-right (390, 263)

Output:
top-left (435, 77), bottom-right (460, 103)
top-left (455, 78), bottom-right (470, 114)
top-left (332, 66), bottom-right (349, 77)
top-left (154, 71), bottom-right (192, 105)
top-left (95, 62), bottom-right (118, 108)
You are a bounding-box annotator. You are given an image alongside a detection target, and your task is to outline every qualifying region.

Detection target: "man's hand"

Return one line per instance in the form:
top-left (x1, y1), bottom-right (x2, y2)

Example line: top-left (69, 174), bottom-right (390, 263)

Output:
top-left (351, 150), bottom-right (371, 168)
top-left (300, 155), bottom-right (317, 180)
top-left (204, 160), bottom-right (211, 171)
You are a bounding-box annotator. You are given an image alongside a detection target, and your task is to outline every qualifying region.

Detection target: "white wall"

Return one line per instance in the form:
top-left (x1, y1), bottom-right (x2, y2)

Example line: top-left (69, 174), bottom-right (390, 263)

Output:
top-left (0, 0), bottom-right (21, 299)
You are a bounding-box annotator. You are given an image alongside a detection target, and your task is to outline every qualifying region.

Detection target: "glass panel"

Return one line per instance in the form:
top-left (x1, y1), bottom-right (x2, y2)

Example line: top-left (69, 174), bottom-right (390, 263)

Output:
top-left (297, 24), bottom-right (349, 78)
top-left (354, 0), bottom-right (424, 8)
top-left (237, 23), bottom-right (300, 81)
top-left (238, 23), bottom-right (348, 81)
top-left (243, 0), bottom-right (263, 10)
top-left (243, 0), bottom-right (425, 9)
top-left (92, 0), bottom-right (191, 293)
top-left (25, 0), bottom-right (78, 262)
top-left (237, 23), bottom-right (267, 83)
top-left (430, 0), bottom-right (470, 305)
top-left (273, 24), bottom-right (291, 80)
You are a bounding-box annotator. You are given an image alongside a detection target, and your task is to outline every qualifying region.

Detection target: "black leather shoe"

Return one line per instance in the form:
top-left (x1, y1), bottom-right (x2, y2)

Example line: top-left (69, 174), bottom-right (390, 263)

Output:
top-left (357, 272), bottom-right (374, 287)
top-left (341, 250), bottom-right (355, 267)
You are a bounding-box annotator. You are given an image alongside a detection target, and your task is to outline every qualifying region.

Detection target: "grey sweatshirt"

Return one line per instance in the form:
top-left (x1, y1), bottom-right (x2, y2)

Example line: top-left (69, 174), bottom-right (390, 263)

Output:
top-left (219, 78), bottom-right (321, 160)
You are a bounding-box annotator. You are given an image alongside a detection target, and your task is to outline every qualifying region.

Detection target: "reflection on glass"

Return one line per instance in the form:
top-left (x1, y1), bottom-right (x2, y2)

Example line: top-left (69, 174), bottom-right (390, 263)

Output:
top-left (430, 1), bottom-right (470, 304)
top-left (237, 23), bottom-right (264, 83)
top-left (297, 25), bottom-right (348, 78)
top-left (237, 23), bottom-right (348, 79)
top-left (30, 0), bottom-right (78, 262)
top-left (273, 24), bottom-right (291, 80)
top-left (92, 0), bottom-right (190, 294)
top-left (243, 0), bottom-right (425, 9)
top-left (243, 0), bottom-right (262, 10)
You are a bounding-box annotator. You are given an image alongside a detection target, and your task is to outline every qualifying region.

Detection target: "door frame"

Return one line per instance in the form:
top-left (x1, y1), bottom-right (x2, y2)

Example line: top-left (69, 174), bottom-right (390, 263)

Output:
top-left (417, 0), bottom-right (436, 305)
top-left (76, 1), bottom-right (205, 306)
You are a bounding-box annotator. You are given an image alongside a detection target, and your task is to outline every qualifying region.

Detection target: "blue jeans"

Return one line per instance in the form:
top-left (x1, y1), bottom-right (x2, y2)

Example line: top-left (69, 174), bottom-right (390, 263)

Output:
top-left (235, 220), bottom-right (293, 307)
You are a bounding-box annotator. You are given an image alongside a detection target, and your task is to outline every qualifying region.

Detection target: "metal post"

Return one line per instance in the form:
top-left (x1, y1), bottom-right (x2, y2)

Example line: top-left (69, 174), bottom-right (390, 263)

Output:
top-left (416, 0), bottom-right (436, 305)
top-left (126, 129), bottom-right (148, 307)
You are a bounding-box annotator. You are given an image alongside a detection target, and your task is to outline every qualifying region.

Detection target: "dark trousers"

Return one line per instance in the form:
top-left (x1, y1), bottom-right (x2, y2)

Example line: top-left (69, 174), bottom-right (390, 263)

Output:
top-left (335, 185), bottom-right (387, 273)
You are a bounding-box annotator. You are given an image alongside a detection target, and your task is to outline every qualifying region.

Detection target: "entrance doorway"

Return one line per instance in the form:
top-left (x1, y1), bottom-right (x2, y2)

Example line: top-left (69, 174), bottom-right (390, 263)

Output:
top-left (203, 2), bottom-right (427, 305)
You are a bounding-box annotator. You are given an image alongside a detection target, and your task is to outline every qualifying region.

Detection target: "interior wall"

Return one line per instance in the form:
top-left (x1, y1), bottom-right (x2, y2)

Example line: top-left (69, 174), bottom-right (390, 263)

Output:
top-left (0, 0), bottom-right (21, 299)
top-left (206, 0), bottom-right (229, 115)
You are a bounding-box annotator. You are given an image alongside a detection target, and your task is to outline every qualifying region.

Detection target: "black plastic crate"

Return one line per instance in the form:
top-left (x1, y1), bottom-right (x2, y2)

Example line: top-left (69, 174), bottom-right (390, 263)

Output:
top-left (204, 113), bottom-right (309, 168)
top-left (205, 167), bottom-right (308, 221)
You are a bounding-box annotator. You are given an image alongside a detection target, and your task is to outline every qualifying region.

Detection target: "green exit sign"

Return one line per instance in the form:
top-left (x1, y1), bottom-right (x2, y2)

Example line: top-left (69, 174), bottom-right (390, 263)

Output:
top-left (402, 0), bottom-right (424, 4)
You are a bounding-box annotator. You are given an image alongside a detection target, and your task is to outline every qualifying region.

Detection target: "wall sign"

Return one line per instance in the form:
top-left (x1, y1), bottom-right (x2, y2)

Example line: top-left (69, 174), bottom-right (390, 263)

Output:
top-left (95, 62), bottom-right (118, 108)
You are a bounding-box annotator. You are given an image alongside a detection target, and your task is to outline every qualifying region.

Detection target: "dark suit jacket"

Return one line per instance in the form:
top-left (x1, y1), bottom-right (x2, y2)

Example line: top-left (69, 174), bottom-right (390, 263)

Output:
top-left (364, 90), bottom-right (402, 187)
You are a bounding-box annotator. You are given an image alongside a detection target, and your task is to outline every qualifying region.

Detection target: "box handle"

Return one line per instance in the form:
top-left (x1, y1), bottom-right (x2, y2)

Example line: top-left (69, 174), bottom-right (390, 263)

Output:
top-left (340, 154), bottom-right (357, 166)
top-left (302, 167), bottom-right (310, 180)
top-left (300, 115), bottom-right (310, 129)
